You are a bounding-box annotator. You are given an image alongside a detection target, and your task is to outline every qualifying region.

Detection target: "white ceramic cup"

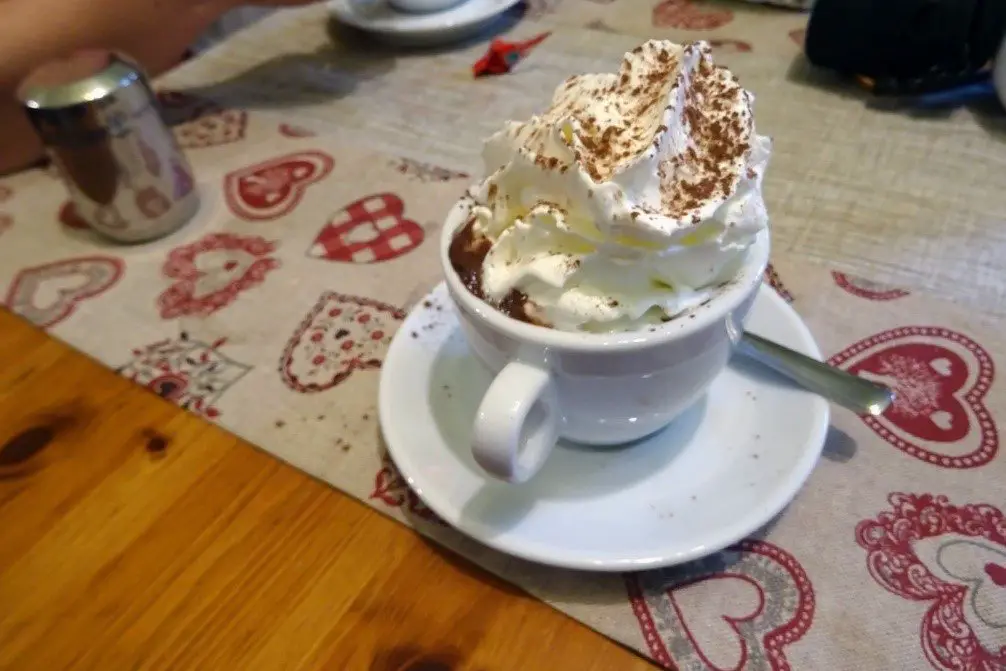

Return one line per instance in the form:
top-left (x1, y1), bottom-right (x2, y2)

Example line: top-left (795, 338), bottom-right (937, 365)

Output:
top-left (386, 0), bottom-right (467, 14)
top-left (440, 201), bottom-right (770, 483)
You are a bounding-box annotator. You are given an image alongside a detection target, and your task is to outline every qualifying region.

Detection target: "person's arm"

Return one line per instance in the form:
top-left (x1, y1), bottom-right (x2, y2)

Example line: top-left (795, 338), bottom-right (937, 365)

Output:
top-left (0, 0), bottom-right (315, 175)
top-left (0, 0), bottom-right (232, 174)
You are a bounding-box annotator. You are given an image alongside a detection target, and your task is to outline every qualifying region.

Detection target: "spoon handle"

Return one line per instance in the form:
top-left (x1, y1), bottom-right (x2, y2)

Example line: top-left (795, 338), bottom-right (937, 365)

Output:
top-left (737, 332), bottom-right (895, 417)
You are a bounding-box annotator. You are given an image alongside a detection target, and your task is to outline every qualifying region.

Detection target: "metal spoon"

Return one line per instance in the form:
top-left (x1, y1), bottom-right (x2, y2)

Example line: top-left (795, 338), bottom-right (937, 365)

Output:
top-left (736, 331), bottom-right (895, 417)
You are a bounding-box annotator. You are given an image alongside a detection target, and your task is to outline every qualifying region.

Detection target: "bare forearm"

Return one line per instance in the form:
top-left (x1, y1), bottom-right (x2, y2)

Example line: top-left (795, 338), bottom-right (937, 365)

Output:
top-left (0, 0), bottom-right (235, 87)
top-left (0, 0), bottom-right (231, 174)
top-left (0, 0), bottom-right (320, 175)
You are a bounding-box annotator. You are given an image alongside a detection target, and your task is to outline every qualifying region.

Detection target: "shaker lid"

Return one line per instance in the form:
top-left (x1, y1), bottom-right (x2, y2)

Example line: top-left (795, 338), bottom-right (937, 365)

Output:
top-left (16, 50), bottom-right (142, 110)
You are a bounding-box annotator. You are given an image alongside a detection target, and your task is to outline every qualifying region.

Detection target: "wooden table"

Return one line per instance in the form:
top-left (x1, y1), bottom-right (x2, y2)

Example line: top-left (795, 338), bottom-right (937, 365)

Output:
top-left (0, 309), bottom-right (653, 670)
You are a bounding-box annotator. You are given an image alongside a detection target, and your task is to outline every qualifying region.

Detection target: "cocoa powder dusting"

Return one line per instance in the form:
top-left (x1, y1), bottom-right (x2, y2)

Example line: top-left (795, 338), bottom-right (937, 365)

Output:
top-left (448, 217), bottom-right (491, 297)
top-left (499, 289), bottom-right (547, 326)
top-left (660, 43), bottom-right (752, 219)
top-left (556, 41), bottom-right (681, 184)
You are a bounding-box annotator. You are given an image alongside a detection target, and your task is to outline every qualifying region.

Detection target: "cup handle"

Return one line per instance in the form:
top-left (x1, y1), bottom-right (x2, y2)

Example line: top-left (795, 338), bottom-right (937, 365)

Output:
top-left (472, 358), bottom-right (559, 483)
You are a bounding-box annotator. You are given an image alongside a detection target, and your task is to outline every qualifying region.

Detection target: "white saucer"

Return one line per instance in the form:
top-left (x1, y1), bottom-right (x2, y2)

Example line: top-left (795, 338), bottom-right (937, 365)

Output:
top-left (378, 284), bottom-right (830, 571)
top-left (326, 0), bottom-right (520, 47)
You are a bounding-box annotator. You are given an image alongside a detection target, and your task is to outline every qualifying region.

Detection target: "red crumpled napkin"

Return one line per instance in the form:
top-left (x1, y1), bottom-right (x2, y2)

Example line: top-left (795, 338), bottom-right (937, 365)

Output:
top-left (472, 32), bottom-right (551, 77)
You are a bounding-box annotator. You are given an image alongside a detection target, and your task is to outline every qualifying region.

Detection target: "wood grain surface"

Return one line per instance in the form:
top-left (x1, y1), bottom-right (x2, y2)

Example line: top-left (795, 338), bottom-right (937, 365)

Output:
top-left (0, 309), bottom-right (654, 671)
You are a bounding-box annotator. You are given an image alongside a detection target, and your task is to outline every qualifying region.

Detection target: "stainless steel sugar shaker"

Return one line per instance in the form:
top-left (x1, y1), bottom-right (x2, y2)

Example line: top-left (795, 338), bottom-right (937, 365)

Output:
top-left (17, 50), bottom-right (199, 243)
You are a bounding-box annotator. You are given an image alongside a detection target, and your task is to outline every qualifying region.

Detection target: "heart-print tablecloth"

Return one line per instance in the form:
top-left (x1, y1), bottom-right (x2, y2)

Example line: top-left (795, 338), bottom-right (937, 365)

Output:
top-left (1, 121), bottom-right (1004, 670)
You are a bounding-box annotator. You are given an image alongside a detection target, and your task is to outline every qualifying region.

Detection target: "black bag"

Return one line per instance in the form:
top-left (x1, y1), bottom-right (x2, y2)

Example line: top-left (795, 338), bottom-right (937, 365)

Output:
top-left (805, 0), bottom-right (1006, 94)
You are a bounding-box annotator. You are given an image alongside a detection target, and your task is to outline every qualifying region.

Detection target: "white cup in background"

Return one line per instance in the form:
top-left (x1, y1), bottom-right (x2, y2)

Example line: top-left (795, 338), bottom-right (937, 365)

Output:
top-left (439, 201), bottom-right (770, 484)
top-left (387, 0), bottom-right (468, 14)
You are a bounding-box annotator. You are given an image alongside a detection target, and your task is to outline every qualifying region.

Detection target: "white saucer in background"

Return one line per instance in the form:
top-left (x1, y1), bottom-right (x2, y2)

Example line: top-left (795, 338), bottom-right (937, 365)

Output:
top-left (326, 0), bottom-right (521, 47)
top-left (378, 283), bottom-right (830, 572)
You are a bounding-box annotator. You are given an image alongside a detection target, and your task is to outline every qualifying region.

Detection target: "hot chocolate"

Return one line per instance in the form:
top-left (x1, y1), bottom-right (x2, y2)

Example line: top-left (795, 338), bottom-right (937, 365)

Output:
top-left (448, 39), bottom-right (771, 333)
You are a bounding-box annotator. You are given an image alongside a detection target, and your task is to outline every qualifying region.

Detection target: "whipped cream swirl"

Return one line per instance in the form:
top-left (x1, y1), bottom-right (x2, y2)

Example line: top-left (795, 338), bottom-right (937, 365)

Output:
top-left (462, 39), bottom-right (771, 332)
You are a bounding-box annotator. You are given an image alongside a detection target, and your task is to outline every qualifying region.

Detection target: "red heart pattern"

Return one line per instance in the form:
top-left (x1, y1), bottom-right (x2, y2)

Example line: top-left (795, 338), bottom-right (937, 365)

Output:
top-left (856, 493), bottom-right (1006, 671)
top-left (5, 256), bottom-right (124, 328)
top-left (832, 271), bottom-right (909, 301)
top-left (986, 562), bottom-right (1006, 586)
top-left (118, 334), bottom-right (251, 419)
top-left (675, 575), bottom-right (763, 669)
top-left (789, 28), bottom-right (806, 48)
top-left (829, 327), bottom-right (997, 468)
top-left (764, 263), bottom-right (793, 302)
top-left (627, 540), bottom-right (815, 671)
top-left (156, 90), bottom-right (248, 149)
top-left (224, 150), bottom-right (334, 222)
top-left (0, 213), bottom-right (11, 236)
top-left (280, 292), bottom-right (404, 393)
top-left (370, 453), bottom-right (442, 523)
top-left (157, 233), bottom-right (281, 319)
top-left (652, 0), bottom-right (733, 30)
top-left (0, 184), bottom-right (13, 203)
top-left (308, 193), bottom-right (425, 264)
